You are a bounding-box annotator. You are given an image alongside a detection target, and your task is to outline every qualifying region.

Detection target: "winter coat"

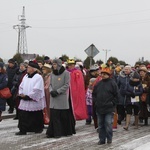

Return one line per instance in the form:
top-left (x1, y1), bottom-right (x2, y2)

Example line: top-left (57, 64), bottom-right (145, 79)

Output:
top-left (50, 67), bottom-right (70, 109)
top-left (6, 64), bottom-right (18, 89)
top-left (117, 70), bottom-right (134, 105)
top-left (11, 69), bottom-right (27, 95)
top-left (140, 74), bottom-right (150, 104)
top-left (121, 81), bottom-right (143, 105)
top-left (92, 78), bottom-right (119, 114)
top-left (0, 73), bottom-right (8, 111)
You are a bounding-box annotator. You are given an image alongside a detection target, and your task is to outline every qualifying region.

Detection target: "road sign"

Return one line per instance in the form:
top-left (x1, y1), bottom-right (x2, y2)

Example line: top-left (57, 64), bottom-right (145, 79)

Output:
top-left (84, 44), bottom-right (99, 58)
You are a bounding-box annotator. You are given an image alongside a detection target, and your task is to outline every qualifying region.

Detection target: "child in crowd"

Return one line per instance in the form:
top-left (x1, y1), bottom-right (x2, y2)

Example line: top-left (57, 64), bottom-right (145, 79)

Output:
top-left (85, 78), bottom-right (96, 125)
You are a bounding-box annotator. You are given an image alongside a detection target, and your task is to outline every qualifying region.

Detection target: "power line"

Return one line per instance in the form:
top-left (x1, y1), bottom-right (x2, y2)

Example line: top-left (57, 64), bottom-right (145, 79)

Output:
top-left (33, 18), bottom-right (150, 29)
top-left (29, 8), bottom-right (150, 22)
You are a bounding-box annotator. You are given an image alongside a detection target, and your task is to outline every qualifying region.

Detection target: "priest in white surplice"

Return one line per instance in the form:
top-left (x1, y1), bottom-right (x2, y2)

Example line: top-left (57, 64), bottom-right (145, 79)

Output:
top-left (15, 61), bottom-right (45, 135)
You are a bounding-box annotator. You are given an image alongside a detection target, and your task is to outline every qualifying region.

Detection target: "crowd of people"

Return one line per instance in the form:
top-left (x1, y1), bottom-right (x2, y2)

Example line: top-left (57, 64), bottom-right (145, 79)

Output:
top-left (0, 56), bottom-right (150, 145)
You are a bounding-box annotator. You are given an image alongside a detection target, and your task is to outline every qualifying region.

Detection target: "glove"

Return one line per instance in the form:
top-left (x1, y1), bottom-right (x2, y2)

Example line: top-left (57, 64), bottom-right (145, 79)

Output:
top-left (50, 91), bottom-right (58, 97)
top-left (22, 95), bottom-right (32, 101)
top-left (131, 93), bottom-right (135, 98)
top-left (17, 94), bottom-right (32, 101)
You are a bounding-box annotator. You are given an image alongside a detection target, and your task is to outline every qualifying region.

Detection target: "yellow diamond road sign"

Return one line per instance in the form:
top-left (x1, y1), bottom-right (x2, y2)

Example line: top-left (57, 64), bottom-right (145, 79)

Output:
top-left (84, 44), bottom-right (99, 58)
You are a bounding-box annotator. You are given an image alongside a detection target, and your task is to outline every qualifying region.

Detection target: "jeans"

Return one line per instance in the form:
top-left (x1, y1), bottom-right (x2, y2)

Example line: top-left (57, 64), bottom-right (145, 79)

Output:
top-left (97, 112), bottom-right (113, 143)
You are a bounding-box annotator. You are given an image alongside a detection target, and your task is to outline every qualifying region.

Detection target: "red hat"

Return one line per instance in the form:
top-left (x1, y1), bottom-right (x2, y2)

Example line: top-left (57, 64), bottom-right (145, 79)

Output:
top-left (147, 64), bottom-right (150, 69)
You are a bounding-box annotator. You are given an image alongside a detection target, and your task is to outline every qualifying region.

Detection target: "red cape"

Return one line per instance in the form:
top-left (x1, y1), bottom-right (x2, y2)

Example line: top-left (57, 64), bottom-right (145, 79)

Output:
top-left (70, 69), bottom-right (88, 120)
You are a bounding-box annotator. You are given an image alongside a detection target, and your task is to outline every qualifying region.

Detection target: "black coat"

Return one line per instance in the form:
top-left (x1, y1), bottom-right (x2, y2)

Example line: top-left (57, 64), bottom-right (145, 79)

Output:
top-left (92, 78), bottom-right (119, 114)
top-left (6, 64), bottom-right (18, 89)
top-left (11, 69), bottom-right (27, 94)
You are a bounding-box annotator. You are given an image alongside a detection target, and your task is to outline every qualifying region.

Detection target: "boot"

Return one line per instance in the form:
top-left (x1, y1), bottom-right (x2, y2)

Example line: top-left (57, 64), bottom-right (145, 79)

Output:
top-left (0, 111), bottom-right (2, 122)
top-left (123, 114), bottom-right (131, 130)
top-left (134, 115), bottom-right (139, 129)
top-left (13, 108), bottom-right (18, 120)
top-left (144, 118), bottom-right (148, 126)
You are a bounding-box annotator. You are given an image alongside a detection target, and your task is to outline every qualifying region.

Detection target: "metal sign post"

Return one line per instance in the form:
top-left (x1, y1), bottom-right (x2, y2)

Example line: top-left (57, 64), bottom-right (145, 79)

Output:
top-left (84, 44), bottom-right (99, 67)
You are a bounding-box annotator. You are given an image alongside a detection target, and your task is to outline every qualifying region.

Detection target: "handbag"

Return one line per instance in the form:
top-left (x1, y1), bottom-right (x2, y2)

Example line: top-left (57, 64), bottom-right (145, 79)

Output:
top-left (0, 87), bottom-right (12, 99)
top-left (140, 93), bottom-right (147, 102)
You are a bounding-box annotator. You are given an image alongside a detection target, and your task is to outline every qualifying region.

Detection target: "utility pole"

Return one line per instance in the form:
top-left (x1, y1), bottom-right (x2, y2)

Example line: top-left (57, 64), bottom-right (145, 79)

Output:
top-left (103, 49), bottom-right (111, 63)
top-left (90, 44), bottom-right (94, 67)
top-left (13, 6), bottom-right (31, 54)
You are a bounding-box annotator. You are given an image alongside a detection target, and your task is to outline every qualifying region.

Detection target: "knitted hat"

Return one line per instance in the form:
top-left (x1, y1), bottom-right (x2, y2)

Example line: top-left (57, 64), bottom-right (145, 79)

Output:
top-left (130, 71), bottom-right (140, 80)
top-left (28, 61), bottom-right (40, 69)
top-left (8, 58), bottom-right (15, 64)
top-left (139, 67), bottom-right (148, 72)
top-left (89, 78), bottom-right (96, 83)
top-left (0, 62), bottom-right (4, 68)
top-left (44, 56), bottom-right (50, 61)
top-left (20, 63), bottom-right (26, 67)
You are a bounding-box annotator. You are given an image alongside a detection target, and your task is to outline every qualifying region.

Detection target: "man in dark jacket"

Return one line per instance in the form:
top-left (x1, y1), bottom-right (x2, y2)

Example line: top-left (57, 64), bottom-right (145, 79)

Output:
top-left (92, 65), bottom-right (118, 145)
top-left (6, 58), bottom-right (18, 113)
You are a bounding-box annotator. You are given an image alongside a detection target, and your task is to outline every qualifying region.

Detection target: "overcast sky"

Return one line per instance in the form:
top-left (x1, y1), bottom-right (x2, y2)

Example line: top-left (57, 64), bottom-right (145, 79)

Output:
top-left (1, 0), bottom-right (150, 65)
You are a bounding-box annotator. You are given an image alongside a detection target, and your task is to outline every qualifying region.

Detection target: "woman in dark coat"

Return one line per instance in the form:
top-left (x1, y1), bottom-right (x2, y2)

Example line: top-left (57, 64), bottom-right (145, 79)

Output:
top-left (138, 67), bottom-right (150, 125)
top-left (0, 62), bottom-right (8, 121)
top-left (122, 71), bottom-right (143, 130)
top-left (11, 63), bottom-right (27, 119)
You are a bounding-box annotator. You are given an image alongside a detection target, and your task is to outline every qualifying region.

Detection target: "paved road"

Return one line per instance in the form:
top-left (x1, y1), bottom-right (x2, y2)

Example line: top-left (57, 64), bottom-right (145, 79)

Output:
top-left (0, 116), bottom-right (150, 150)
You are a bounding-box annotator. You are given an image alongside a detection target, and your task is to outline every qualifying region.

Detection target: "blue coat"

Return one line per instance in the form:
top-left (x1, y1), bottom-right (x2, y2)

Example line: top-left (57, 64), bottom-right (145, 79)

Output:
top-left (0, 73), bottom-right (8, 111)
top-left (121, 81), bottom-right (143, 106)
top-left (117, 70), bottom-right (133, 105)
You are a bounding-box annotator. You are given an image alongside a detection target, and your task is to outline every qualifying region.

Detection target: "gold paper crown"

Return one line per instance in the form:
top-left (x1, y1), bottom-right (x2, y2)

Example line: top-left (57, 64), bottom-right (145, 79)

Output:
top-left (67, 59), bottom-right (75, 64)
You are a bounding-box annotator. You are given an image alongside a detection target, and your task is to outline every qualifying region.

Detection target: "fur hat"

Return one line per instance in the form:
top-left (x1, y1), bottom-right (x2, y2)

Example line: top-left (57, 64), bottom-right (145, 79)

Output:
top-left (8, 58), bottom-right (15, 64)
top-left (0, 62), bottom-right (4, 68)
top-left (139, 67), bottom-right (148, 72)
top-left (28, 61), bottom-right (40, 69)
